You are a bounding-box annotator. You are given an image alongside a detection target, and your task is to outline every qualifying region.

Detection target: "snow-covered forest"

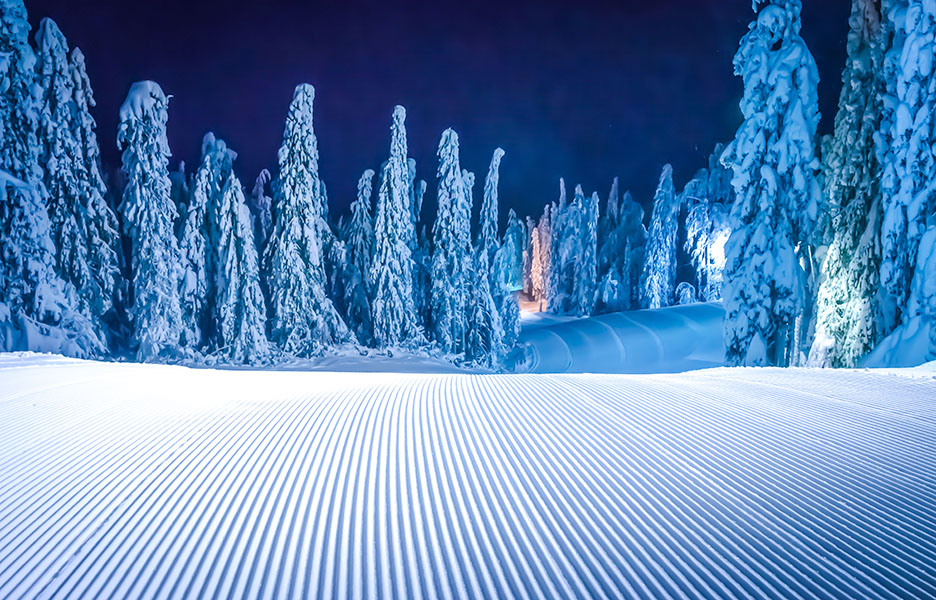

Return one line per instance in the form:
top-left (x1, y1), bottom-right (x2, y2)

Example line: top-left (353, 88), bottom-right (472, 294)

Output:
top-left (3, 2), bottom-right (936, 598)
top-left (2, 0), bottom-right (935, 370)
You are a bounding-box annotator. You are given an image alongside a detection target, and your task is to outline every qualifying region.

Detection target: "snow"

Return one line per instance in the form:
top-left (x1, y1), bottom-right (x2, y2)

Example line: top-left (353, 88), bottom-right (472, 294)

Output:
top-left (510, 302), bottom-right (725, 374)
top-left (1, 352), bottom-right (934, 598)
top-left (118, 80), bottom-right (167, 123)
top-left (864, 315), bottom-right (934, 368)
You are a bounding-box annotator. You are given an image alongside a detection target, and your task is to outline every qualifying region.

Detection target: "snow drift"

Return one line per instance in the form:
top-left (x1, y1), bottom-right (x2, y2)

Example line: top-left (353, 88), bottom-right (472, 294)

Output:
top-left (510, 302), bottom-right (725, 374)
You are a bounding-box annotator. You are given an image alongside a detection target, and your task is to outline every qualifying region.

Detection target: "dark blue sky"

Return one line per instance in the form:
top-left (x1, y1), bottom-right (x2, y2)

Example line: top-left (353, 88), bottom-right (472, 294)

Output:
top-left (29, 0), bottom-right (849, 221)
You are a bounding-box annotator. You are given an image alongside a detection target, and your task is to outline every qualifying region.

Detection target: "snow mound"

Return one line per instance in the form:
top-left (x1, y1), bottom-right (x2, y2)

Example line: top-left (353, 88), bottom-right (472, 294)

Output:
top-left (510, 302), bottom-right (725, 373)
top-left (864, 315), bottom-right (935, 368)
top-left (0, 355), bottom-right (933, 598)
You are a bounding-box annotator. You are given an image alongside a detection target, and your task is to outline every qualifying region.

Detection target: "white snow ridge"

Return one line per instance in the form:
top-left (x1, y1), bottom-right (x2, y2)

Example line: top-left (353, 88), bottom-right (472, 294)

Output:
top-left (1, 355), bottom-right (935, 599)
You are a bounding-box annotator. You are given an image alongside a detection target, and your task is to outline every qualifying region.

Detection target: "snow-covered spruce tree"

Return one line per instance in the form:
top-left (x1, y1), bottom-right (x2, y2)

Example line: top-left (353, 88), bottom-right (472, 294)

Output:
top-left (415, 224), bottom-right (434, 327)
top-left (640, 164), bottom-right (680, 309)
top-left (36, 18), bottom-right (82, 293)
top-left (370, 106), bottom-right (424, 349)
top-left (619, 191), bottom-right (648, 309)
top-left (465, 244), bottom-right (504, 368)
top-left (560, 185), bottom-right (589, 314)
top-left (530, 225), bottom-right (545, 304)
top-left (319, 180), bottom-right (352, 323)
top-left (480, 147), bottom-right (505, 268)
top-left (536, 205), bottom-right (552, 308)
top-left (572, 190), bottom-right (599, 316)
top-left (263, 84), bottom-right (352, 357)
top-left (596, 179), bottom-right (623, 314)
top-left (463, 169), bottom-right (476, 216)
top-left (496, 209), bottom-right (525, 293)
top-left (35, 20), bottom-right (121, 345)
top-left (478, 149), bottom-right (505, 287)
top-left (177, 132), bottom-right (236, 349)
top-left (522, 215), bottom-right (534, 295)
top-left (683, 165), bottom-right (731, 303)
top-left (809, 0), bottom-right (887, 368)
top-left (405, 161), bottom-right (429, 326)
top-left (909, 226), bottom-right (936, 360)
top-left (118, 81), bottom-right (185, 361)
top-left (597, 187), bottom-right (647, 314)
top-left (595, 178), bottom-right (621, 314)
top-left (430, 128), bottom-right (472, 354)
top-left (169, 161), bottom-right (190, 219)
top-left (414, 178), bottom-right (426, 224)
top-left (406, 158), bottom-right (420, 250)
top-left (250, 168), bottom-right (273, 251)
top-left (344, 168), bottom-right (375, 345)
top-left (901, 0), bottom-right (936, 356)
top-left (546, 180), bottom-right (567, 312)
top-left (213, 172), bottom-right (270, 363)
top-left (721, 0), bottom-right (821, 366)
top-left (600, 176), bottom-right (621, 241)
top-left (879, 1), bottom-right (936, 332)
top-left (0, 3), bottom-right (104, 357)
top-left (548, 181), bottom-right (583, 314)
top-left (69, 48), bottom-right (122, 323)
top-left (693, 145), bottom-right (733, 302)
top-left (493, 209), bottom-right (524, 348)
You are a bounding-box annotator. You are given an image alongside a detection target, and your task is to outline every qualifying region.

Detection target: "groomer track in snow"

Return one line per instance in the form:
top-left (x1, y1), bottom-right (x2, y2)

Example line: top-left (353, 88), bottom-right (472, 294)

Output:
top-left (1, 355), bottom-right (935, 599)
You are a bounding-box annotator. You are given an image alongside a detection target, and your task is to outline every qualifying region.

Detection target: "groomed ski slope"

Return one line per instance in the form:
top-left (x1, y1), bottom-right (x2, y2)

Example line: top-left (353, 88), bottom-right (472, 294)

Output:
top-left (1, 354), bottom-right (936, 599)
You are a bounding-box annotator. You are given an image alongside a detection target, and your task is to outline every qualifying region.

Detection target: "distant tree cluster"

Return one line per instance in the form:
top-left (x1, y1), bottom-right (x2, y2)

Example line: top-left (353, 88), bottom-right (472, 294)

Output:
top-left (523, 149), bottom-right (732, 319)
top-left (0, 0), bottom-right (520, 368)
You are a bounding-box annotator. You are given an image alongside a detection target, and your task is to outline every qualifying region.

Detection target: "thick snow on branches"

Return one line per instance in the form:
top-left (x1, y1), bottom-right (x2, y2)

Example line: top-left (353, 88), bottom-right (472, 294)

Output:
top-left (263, 84), bottom-right (352, 357)
top-left (720, 0), bottom-right (821, 367)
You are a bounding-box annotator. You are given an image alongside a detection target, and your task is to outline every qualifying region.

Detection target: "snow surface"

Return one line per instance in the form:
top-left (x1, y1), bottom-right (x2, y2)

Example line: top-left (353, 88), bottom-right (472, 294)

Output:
top-left (511, 302), bottom-right (725, 374)
top-left (2, 352), bottom-right (934, 599)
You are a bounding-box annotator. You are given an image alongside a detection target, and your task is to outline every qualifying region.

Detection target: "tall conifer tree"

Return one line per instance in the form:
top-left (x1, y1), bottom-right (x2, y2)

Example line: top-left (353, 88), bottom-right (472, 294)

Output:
top-left (263, 84), bottom-right (352, 356)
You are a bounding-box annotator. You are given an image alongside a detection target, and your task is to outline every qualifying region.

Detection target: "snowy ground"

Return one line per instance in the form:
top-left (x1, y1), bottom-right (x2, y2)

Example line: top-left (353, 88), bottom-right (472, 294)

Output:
top-left (512, 303), bottom-right (725, 374)
top-left (1, 353), bottom-right (935, 599)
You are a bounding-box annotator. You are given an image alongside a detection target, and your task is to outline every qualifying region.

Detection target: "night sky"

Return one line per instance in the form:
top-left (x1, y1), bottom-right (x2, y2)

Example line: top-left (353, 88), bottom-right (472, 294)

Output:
top-left (28, 0), bottom-right (850, 222)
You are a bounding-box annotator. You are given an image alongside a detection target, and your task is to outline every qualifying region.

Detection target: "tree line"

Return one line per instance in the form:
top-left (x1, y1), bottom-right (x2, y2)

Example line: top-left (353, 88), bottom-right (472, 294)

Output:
top-left (3, 0), bottom-right (934, 370)
top-left (524, 0), bottom-right (936, 369)
top-left (0, 4), bottom-right (521, 367)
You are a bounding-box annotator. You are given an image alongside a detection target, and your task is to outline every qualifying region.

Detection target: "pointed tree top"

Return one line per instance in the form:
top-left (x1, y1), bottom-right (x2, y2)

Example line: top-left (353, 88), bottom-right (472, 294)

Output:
top-left (356, 168), bottom-right (376, 206)
top-left (294, 83), bottom-right (315, 103)
top-left (36, 17), bottom-right (66, 49)
top-left (440, 128), bottom-right (459, 149)
top-left (69, 45), bottom-right (86, 65)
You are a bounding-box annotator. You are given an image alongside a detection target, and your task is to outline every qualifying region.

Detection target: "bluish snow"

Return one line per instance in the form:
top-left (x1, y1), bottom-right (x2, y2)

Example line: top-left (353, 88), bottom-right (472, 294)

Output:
top-left (0, 353), bottom-right (934, 599)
